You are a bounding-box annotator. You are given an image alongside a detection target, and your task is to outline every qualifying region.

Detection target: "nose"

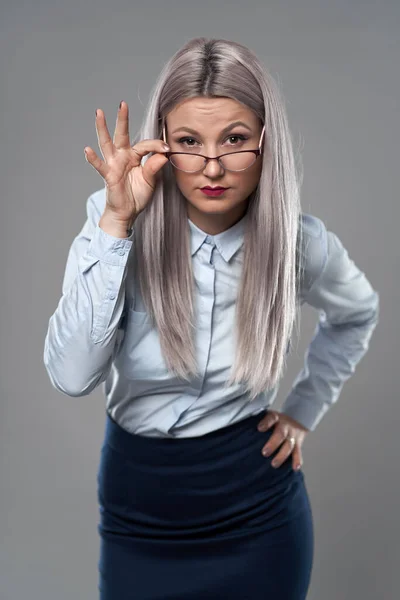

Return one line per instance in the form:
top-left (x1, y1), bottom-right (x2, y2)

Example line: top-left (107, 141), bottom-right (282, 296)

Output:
top-left (202, 157), bottom-right (225, 177)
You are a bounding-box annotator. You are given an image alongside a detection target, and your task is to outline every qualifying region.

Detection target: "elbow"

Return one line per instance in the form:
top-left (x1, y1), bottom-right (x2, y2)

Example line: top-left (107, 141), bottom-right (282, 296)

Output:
top-left (42, 326), bottom-right (112, 397)
top-left (53, 379), bottom-right (93, 398)
top-left (43, 362), bottom-right (93, 397)
top-left (352, 290), bottom-right (380, 327)
top-left (364, 290), bottom-right (380, 327)
top-left (43, 348), bottom-right (99, 398)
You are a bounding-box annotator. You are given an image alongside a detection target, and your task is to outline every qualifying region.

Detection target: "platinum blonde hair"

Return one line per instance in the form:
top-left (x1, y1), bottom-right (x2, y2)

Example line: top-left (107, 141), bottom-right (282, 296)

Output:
top-left (130, 37), bottom-right (304, 400)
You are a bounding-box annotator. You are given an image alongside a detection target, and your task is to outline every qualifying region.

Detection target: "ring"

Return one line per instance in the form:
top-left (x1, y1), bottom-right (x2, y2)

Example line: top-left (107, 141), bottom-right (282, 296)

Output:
top-left (287, 436), bottom-right (295, 446)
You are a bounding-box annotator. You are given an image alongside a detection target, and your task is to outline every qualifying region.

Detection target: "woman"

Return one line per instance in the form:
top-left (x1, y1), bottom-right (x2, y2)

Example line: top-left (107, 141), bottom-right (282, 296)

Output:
top-left (44, 37), bottom-right (379, 599)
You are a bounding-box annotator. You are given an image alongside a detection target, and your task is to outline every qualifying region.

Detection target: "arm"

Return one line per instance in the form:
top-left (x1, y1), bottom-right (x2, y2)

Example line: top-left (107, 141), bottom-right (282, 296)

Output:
top-left (280, 217), bottom-right (380, 431)
top-left (43, 189), bottom-right (134, 396)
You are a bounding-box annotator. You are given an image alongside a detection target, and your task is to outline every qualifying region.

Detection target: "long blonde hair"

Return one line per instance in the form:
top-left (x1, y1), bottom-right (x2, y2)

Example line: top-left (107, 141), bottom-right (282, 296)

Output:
top-left (130, 37), bottom-right (304, 400)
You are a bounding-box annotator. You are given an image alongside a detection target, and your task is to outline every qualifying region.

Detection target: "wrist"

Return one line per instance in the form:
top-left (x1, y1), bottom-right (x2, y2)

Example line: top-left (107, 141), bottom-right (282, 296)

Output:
top-left (99, 212), bottom-right (136, 239)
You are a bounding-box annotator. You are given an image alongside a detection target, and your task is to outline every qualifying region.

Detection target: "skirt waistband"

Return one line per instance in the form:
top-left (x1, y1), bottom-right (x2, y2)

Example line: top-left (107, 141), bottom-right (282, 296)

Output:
top-left (103, 409), bottom-right (271, 467)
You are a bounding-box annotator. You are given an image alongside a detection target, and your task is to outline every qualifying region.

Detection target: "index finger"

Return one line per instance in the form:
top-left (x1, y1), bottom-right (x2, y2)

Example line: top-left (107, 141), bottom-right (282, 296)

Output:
top-left (261, 424), bottom-right (288, 456)
top-left (128, 138), bottom-right (171, 165)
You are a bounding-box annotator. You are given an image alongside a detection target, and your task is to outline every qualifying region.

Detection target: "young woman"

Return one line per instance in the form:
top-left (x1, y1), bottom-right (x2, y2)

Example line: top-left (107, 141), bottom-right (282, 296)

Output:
top-left (44, 37), bottom-right (379, 599)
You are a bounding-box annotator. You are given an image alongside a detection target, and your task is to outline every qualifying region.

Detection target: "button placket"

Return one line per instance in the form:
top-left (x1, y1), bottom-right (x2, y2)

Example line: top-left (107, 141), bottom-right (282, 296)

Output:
top-left (203, 236), bottom-right (216, 265)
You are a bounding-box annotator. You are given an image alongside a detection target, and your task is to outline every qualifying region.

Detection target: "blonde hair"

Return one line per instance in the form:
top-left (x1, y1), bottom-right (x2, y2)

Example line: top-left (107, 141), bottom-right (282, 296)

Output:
top-left (130, 37), bottom-right (304, 400)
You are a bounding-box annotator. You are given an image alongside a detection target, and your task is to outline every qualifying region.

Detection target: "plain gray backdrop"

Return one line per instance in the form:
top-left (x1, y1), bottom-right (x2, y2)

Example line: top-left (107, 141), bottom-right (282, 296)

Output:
top-left (1, 1), bottom-right (398, 598)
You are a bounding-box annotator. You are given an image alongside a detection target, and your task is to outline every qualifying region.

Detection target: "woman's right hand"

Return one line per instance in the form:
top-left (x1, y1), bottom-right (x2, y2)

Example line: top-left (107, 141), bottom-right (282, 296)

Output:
top-left (84, 101), bottom-right (170, 224)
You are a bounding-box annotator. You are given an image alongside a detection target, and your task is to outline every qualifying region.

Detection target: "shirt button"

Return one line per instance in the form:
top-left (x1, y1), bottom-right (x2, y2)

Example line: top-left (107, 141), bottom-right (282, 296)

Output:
top-left (109, 293), bottom-right (116, 300)
top-left (118, 249), bottom-right (125, 256)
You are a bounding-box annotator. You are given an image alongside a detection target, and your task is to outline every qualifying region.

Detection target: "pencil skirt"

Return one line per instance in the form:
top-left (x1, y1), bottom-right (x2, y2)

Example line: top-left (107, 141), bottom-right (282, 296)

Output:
top-left (96, 409), bottom-right (314, 600)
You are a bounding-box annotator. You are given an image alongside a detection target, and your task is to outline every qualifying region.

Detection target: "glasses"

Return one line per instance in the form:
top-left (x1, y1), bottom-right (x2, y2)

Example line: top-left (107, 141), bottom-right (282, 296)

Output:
top-left (161, 122), bottom-right (265, 173)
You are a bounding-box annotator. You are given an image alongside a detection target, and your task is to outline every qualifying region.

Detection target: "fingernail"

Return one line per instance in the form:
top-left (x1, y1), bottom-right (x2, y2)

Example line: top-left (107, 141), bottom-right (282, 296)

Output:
top-left (296, 464), bottom-right (302, 470)
top-left (271, 460), bottom-right (278, 467)
top-left (262, 448), bottom-right (271, 456)
top-left (258, 423), bottom-right (267, 431)
top-left (119, 101), bottom-right (123, 109)
top-left (163, 144), bottom-right (170, 150)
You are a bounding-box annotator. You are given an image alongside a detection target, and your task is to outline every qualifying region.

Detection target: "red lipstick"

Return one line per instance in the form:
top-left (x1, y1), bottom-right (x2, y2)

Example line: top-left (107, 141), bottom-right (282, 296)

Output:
top-left (200, 186), bottom-right (229, 197)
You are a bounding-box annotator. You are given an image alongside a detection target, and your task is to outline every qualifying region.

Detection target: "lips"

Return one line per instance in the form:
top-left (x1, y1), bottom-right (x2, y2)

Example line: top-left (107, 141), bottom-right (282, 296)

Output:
top-left (201, 187), bottom-right (228, 190)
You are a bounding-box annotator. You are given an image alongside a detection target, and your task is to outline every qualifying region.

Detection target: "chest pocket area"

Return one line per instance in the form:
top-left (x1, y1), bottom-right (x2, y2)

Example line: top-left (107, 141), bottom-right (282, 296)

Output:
top-left (119, 308), bottom-right (169, 380)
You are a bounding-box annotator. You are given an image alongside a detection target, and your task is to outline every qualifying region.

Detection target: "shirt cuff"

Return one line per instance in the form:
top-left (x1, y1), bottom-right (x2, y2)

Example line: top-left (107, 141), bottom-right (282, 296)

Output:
top-left (279, 393), bottom-right (331, 431)
top-left (88, 223), bottom-right (134, 266)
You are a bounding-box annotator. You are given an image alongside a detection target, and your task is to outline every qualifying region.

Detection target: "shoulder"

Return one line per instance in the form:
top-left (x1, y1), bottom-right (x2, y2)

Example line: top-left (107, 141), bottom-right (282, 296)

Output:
top-left (297, 212), bottom-right (329, 299)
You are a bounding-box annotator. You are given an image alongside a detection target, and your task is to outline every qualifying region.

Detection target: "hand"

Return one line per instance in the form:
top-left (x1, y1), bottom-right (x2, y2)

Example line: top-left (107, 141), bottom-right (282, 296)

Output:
top-left (84, 101), bottom-right (170, 224)
top-left (257, 410), bottom-right (310, 471)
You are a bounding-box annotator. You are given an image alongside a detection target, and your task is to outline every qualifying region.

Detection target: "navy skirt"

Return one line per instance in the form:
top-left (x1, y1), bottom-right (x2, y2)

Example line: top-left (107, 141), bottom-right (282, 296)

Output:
top-left (96, 409), bottom-right (314, 599)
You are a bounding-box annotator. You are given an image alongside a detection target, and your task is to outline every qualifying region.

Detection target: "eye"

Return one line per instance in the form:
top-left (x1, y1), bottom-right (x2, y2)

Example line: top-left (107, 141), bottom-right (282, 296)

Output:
top-left (226, 135), bottom-right (248, 144)
top-left (176, 133), bottom-right (249, 147)
top-left (178, 136), bottom-right (197, 146)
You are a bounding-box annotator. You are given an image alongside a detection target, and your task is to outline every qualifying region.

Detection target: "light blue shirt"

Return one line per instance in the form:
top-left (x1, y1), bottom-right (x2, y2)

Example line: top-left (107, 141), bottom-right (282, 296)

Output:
top-left (43, 187), bottom-right (379, 437)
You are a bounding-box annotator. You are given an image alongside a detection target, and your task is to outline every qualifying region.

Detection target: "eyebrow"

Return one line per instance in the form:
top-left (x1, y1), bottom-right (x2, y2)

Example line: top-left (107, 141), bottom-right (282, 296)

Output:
top-left (171, 121), bottom-right (253, 135)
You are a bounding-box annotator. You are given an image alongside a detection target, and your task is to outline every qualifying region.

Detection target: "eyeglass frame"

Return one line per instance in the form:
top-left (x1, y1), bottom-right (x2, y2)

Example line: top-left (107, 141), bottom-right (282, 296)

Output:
top-left (161, 121), bottom-right (266, 173)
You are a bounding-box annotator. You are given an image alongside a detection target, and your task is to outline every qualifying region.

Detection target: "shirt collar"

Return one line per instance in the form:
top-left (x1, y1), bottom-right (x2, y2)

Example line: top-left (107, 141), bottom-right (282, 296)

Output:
top-left (188, 212), bottom-right (248, 263)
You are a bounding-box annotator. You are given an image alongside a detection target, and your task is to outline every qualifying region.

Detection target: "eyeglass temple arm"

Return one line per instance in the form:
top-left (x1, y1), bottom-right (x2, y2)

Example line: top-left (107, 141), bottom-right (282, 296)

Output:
top-left (259, 124), bottom-right (265, 151)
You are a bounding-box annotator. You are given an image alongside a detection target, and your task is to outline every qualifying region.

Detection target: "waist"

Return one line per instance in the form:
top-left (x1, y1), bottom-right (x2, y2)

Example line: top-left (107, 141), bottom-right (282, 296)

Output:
top-left (102, 407), bottom-right (271, 467)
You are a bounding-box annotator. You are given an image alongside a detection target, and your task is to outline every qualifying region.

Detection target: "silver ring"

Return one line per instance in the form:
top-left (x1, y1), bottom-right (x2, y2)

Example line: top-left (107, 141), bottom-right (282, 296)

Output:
top-left (287, 435), bottom-right (295, 446)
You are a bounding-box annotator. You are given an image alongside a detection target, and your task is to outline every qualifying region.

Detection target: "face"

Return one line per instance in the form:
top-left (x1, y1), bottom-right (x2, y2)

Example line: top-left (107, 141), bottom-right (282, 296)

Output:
top-left (164, 96), bottom-right (264, 235)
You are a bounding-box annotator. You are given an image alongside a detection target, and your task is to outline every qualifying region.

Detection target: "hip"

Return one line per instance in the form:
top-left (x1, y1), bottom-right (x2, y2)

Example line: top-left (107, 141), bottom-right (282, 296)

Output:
top-left (96, 409), bottom-right (310, 538)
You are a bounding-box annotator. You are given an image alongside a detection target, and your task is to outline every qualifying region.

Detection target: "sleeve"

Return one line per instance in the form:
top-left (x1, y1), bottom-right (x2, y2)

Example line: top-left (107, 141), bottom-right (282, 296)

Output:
top-left (280, 215), bottom-right (380, 431)
top-left (43, 188), bottom-right (135, 397)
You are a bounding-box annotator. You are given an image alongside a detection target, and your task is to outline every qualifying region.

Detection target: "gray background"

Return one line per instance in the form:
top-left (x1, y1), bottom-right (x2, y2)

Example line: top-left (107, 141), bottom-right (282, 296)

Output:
top-left (1, 1), bottom-right (398, 598)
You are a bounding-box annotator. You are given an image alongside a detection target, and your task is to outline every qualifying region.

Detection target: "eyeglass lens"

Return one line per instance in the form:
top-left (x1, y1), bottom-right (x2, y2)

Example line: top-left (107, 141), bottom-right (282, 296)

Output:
top-left (169, 151), bottom-right (256, 172)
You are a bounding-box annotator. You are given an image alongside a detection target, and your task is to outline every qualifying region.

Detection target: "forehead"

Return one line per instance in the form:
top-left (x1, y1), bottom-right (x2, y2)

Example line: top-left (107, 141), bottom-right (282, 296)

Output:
top-left (166, 96), bottom-right (258, 126)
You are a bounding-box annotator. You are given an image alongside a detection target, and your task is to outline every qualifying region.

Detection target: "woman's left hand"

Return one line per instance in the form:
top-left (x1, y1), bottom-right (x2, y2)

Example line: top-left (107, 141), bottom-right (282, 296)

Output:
top-left (257, 410), bottom-right (309, 471)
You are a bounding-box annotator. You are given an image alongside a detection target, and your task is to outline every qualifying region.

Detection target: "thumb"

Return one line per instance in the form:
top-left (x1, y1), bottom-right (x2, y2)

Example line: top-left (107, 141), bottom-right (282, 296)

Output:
top-left (141, 153), bottom-right (170, 188)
